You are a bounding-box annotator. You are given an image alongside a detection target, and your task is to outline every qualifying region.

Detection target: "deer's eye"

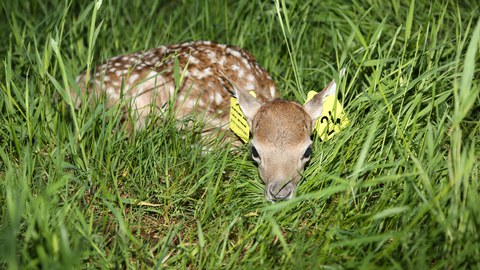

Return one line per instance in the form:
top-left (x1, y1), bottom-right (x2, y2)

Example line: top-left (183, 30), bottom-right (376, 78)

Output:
top-left (251, 146), bottom-right (260, 160)
top-left (303, 145), bottom-right (312, 159)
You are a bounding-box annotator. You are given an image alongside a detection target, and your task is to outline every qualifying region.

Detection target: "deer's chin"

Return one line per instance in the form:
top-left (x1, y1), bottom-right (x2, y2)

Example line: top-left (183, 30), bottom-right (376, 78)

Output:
top-left (265, 182), bottom-right (295, 202)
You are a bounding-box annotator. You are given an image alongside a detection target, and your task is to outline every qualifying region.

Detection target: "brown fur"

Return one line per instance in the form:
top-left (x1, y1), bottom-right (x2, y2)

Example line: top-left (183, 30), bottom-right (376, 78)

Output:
top-left (253, 100), bottom-right (313, 147)
top-left (73, 41), bottom-right (279, 131)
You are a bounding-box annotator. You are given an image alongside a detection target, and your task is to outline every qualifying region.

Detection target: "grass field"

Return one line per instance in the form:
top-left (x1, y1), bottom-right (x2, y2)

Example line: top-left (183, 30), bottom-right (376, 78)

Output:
top-left (1, 0), bottom-right (479, 269)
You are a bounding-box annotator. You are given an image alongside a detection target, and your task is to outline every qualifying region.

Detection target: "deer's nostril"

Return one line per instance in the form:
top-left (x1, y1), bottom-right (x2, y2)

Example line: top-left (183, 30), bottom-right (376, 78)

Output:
top-left (266, 182), bottom-right (295, 202)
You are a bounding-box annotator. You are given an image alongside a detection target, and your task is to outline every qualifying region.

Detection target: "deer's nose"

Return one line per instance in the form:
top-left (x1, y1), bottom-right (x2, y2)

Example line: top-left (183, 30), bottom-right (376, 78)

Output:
top-left (266, 182), bottom-right (295, 202)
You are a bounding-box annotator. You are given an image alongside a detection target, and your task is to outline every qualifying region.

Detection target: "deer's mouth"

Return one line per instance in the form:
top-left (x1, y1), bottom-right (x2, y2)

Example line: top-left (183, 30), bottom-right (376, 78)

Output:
top-left (265, 182), bottom-right (295, 202)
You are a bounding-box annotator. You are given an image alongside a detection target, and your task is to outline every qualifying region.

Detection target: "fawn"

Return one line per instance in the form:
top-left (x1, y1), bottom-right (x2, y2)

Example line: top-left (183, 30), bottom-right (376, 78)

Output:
top-left (73, 41), bottom-right (333, 202)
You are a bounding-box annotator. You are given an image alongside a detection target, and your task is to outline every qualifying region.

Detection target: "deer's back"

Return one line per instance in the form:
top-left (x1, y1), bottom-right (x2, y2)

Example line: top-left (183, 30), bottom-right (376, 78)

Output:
top-left (74, 41), bottom-right (279, 130)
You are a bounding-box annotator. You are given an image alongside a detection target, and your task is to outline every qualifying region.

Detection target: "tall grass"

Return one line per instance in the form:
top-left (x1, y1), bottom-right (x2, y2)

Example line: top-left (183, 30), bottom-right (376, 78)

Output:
top-left (1, 0), bottom-right (479, 269)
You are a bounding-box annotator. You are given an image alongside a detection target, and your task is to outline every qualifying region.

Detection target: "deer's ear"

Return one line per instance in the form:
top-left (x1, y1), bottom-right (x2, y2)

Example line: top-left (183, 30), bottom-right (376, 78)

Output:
top-left (304, 80), bottom-right (337, 121)
top-left (235, 87), bottom-right (262, 122)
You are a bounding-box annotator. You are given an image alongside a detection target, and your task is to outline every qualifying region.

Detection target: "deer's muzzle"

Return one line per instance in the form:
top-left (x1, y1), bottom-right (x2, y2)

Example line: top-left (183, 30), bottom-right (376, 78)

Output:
top-left (265, 182), bottom-right (295, 202)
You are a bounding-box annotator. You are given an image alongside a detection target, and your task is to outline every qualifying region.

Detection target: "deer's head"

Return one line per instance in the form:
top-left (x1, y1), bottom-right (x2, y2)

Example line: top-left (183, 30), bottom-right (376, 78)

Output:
top-left (236, 81), bottom-right (336, 202)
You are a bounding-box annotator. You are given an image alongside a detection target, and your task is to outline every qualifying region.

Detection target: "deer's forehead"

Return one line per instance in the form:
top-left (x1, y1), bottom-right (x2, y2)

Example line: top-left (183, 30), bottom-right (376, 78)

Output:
top-left (253, 101), bottom-right (312, 145)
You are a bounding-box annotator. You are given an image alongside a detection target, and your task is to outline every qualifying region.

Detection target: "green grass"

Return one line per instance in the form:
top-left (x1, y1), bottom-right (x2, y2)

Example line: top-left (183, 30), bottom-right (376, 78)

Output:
top-left (1, 0), bottom-right (479, 269)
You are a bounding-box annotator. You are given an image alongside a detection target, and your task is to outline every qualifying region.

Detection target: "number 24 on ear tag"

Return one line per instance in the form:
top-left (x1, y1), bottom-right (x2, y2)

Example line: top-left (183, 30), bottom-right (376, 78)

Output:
top-left (305, 90), bottom-right (349, 141)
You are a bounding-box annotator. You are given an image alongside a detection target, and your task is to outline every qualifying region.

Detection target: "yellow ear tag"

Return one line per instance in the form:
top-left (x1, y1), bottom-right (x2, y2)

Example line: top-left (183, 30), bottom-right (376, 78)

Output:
top-left (305, 91), bottom-right (349, 141)
top-left (229, 91), bottom-right (256, 143)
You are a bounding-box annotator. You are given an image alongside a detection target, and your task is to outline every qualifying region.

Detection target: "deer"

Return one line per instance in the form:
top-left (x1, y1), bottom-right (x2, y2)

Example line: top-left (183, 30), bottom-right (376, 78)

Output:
top-left (72, 41), bottom-right (334, 202)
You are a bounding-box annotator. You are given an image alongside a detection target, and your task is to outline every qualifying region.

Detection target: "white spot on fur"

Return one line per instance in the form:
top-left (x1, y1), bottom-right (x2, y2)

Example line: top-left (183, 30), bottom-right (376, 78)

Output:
top-left (192, 67), bottom-right (212, 79)
top-left (107, 87), bottom-right (119, 99)
top-left (230, 50), bottom-right (242, 58)
top-left (129, 73), bottom-right (140, 83)
top-left (191, 68), bottom-right (200, 77)
top-left (214, 92), bottom-right (223, 104)
top-left (115, 70), bottom-right (124, 77)
top-left (247, 74), bottom-right (255, 82)
top-left (206, 50), bottom-right (217, 61)
top-left (185, 98), bottom-right (197, 109)
top-left (144, 51), bottom-right (154, 57)
top-left (270, 85), bottom-right (276, 97)
top-left (177, 94), bottom-right (185, 103)
top-left (245, 83), bottom-right (255, 91)
top-left (188, 55), bottom-right (200, 64)
top-left (219, 56), bottom-right (226, 65)
top-left (146, 70), bottom-right (158, 79)
top-left (238, 68), bottom-right (245, 78)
